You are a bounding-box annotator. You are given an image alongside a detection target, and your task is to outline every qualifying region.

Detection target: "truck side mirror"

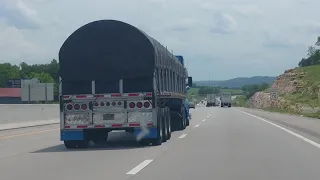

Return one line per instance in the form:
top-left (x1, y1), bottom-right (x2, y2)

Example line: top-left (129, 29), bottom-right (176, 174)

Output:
top-left (187, 77), bottom-right (193, 87)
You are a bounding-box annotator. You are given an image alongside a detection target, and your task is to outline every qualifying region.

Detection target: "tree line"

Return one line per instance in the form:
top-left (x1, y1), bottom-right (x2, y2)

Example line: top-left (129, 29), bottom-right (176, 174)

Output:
top-left (241, 83), bottom-right (270, 99)
top-left (0, 59), bottom-right (59, 87)
top-left (298, 36), bottom-right (320, 67)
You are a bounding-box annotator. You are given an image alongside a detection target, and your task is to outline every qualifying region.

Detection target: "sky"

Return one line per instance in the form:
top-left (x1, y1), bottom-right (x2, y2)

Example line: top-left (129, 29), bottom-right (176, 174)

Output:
top-left (0, 0), bottom-right (319, 80)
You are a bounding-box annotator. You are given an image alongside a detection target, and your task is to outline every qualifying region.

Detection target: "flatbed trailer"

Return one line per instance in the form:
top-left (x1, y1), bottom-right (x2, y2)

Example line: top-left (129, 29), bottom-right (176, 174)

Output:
top-left (58, 19), bottom-right (193, 148)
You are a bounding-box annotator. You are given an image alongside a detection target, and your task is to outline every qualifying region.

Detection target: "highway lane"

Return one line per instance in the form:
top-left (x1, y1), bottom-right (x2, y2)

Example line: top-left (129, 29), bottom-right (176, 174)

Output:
top-left (0, 108), bottom-right (205, 180)
top-left (0, 107), bottom-right (320, 179)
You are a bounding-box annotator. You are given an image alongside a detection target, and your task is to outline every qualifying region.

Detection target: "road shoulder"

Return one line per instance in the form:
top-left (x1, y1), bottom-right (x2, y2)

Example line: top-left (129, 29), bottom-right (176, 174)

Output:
top-left (236, 107), bottom-right (320, 145)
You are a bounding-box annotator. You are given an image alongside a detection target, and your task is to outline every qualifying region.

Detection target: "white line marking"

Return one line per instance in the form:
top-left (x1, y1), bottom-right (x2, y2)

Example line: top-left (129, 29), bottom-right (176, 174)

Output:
top-left (235, 109), bottom-right (320, 149)
top-left (178, 134), bottom-right (187, 139)
top-left (194, 124), bottom-right (200, 128)
top-left (202, 119), bottom-right (206, 122)
top-left (126, 160), bottom-right (153, 175)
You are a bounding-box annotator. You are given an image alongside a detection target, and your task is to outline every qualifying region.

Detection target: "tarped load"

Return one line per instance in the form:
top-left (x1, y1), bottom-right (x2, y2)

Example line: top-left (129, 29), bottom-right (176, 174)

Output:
top-left (59, 19), bottom-right (186, 81)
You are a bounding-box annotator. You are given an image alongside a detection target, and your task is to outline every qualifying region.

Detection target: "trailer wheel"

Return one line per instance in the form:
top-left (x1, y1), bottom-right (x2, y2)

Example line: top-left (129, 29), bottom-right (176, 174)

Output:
top-left (165, 107), bottom-right (171, 140)
top-left (78, 140), bottom-right (89, 148)
top-left (181, 106), bottom-right (186, 130)
top-left (161, 108), bottom-right (168, 142)
top-left (92, 134), bottom-right (108, 144)
top-left (64, 141), bottom-right (77, 149)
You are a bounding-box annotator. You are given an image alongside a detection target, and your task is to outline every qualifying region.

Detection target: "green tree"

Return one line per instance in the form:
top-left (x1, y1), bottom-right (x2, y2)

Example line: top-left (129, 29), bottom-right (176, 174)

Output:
top-left (0, 63), bottom-right (21, 87)
top-left (198, 86), bottom-right (220, 96)
top-left (298, 36), bottom-right (320, 67)
top-left (27, 72), bottom-right (55, 83)
top-left (242, 83), bottom-right (269, 99)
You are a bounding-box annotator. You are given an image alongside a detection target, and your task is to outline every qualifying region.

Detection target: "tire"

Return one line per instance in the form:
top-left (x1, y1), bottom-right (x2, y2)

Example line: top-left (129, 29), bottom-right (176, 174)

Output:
top-left (161, 108), bottom-right (168, 142)
top-left (64, 141), bottom-right (77, 149)
top-left (186, 117), bottom-right (190, 126)
top-left (92, 134), bottom-right (108, 144)
top-left (78, 140), bottom-right (89, 148)
top-left (165, 107), bottom-right (172, 140)
top-left (139, 139), bottom-right (150, 146)
top-left (64, 140), bottom-right (89, 149)
top-left (181, 106), bottom-right (187, 130)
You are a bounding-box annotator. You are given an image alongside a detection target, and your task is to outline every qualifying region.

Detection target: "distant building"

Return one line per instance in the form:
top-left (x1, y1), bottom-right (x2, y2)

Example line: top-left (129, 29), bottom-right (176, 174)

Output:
top-left (0, 88), bottom-right (22, 104)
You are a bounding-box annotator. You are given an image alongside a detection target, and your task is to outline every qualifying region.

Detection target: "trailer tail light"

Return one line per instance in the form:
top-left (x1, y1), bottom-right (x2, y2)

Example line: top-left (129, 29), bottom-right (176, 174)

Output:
top-left (81, 104), bottom-right (88, 110)
top-left (117, 101), bottom-right (122, 106)
top-left (144, 102), bottom-right (150, 108)
top-left (66, 104), bottom-right (73, 110)
top-left (100, 102), bottom-right (105, 106)
top-left (137, 102), bottom-right (143, 108)
top-left (106, 102), bottom-right (110, 106)
top-left (94, 102), bottom-right (99, 106)
top-left (129, 102), bottom-right (135, 108)
top-left (74, 104), bottom-right (80, 110)
top-left (112, 102), bottom-right (116, 106)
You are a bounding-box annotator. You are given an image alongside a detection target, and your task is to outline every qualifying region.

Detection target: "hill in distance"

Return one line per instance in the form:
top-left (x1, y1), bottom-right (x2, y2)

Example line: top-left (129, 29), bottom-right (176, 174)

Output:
top-left (195, 76), bottom-right (277, 88)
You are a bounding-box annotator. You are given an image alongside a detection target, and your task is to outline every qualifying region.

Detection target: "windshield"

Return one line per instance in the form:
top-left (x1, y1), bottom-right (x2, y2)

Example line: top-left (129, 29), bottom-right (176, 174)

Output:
top-left (0, 1), bottom-right (320, 180)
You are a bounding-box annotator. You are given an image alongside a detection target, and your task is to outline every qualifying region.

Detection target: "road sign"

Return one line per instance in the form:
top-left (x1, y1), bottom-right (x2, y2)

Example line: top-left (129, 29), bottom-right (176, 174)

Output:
top-left (5, 79), bottom-right (21, 88)
top-left (270, 87), bottom-right (278, 100)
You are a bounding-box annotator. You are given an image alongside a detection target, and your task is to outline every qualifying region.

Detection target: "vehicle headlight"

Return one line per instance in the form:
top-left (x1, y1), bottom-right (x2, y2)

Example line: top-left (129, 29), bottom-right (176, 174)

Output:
top-left (65, 114), bottom-right (90, 125)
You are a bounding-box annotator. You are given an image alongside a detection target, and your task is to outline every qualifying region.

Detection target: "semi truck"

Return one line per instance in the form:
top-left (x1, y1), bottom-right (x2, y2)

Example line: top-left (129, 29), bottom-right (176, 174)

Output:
top-left (220, 92), bottom-right (232, 107)
top-left (58, 19), bottom-right (193, 149)
top-left (206, 94), bottom-right (216, 107)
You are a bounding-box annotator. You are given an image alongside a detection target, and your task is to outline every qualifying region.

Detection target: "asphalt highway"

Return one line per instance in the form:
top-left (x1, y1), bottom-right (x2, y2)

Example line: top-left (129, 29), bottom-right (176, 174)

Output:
top-left (0, 106), bottom-right (320, 180)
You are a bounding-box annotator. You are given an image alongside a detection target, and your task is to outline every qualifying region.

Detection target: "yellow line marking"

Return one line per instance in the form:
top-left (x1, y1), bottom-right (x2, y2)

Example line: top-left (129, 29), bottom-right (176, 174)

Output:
top-left (0, 128), bottom-right (59, 140)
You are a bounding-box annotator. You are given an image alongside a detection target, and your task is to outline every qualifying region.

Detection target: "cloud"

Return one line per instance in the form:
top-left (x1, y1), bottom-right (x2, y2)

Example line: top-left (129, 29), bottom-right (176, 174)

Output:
top-left (0, 0), bottom-right (319, 80)
top-left (210, 13), bottom-right (238, 34)
top-left (232, 4), bottom-right (263, 17)
top-left (294, 20), bottom-right (320, 34)
top-left (262, 31), bottom-right (297, 48)
top-left (0, 0), bottom-right (41, 29)
top-left (0, 26), bottom-right (47, 64)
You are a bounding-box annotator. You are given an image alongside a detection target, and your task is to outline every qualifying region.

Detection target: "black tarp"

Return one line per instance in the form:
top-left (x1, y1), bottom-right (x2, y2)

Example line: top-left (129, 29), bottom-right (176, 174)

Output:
top-left (59, 19), bottom-right (184, 94)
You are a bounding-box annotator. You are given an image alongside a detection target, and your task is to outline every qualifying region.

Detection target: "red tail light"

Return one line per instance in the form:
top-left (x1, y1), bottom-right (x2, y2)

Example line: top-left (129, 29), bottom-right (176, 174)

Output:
top-left (129, 102), bottom-right (135, 108)
top-left (137, 102), bottom-right (143, 108)
top-left (66, 104), bottom-right (73, 110)
top-left (144, 102), bottom-right (150, 108)
top-left (81, 104), bottom-right (87, 110)
top-left (74, 104), bottom-right (80, 110)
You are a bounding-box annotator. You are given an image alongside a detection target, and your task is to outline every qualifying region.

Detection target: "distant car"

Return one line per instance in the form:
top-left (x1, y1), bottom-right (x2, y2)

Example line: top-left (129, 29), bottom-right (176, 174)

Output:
top-left (189, 102), bottom-right (195, 109)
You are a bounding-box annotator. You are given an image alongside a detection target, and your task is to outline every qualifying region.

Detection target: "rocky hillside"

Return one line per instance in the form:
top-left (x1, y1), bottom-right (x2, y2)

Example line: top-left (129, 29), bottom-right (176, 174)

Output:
top-left (247, 65), bottom-right (320, 117)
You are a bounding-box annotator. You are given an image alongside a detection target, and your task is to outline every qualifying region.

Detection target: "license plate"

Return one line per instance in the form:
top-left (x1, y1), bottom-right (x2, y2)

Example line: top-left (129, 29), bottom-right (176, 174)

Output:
top-left (103, 113), bottom-right (114, 120)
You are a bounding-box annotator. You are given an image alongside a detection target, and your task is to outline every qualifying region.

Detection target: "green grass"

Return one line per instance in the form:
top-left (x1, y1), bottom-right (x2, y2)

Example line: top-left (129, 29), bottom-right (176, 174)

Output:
top-left (187, 87), bottom-right (200, 103)
top-left (220, 88), bottom-right (243, 95)
top-left (284, 65), bottom-right (320, 107)
top-left (263, 107), bottom-right (320, 118)
top-left (260, 65), bottom-right (320, 118)
top-left (232, 95), bottom-right (246, 107)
